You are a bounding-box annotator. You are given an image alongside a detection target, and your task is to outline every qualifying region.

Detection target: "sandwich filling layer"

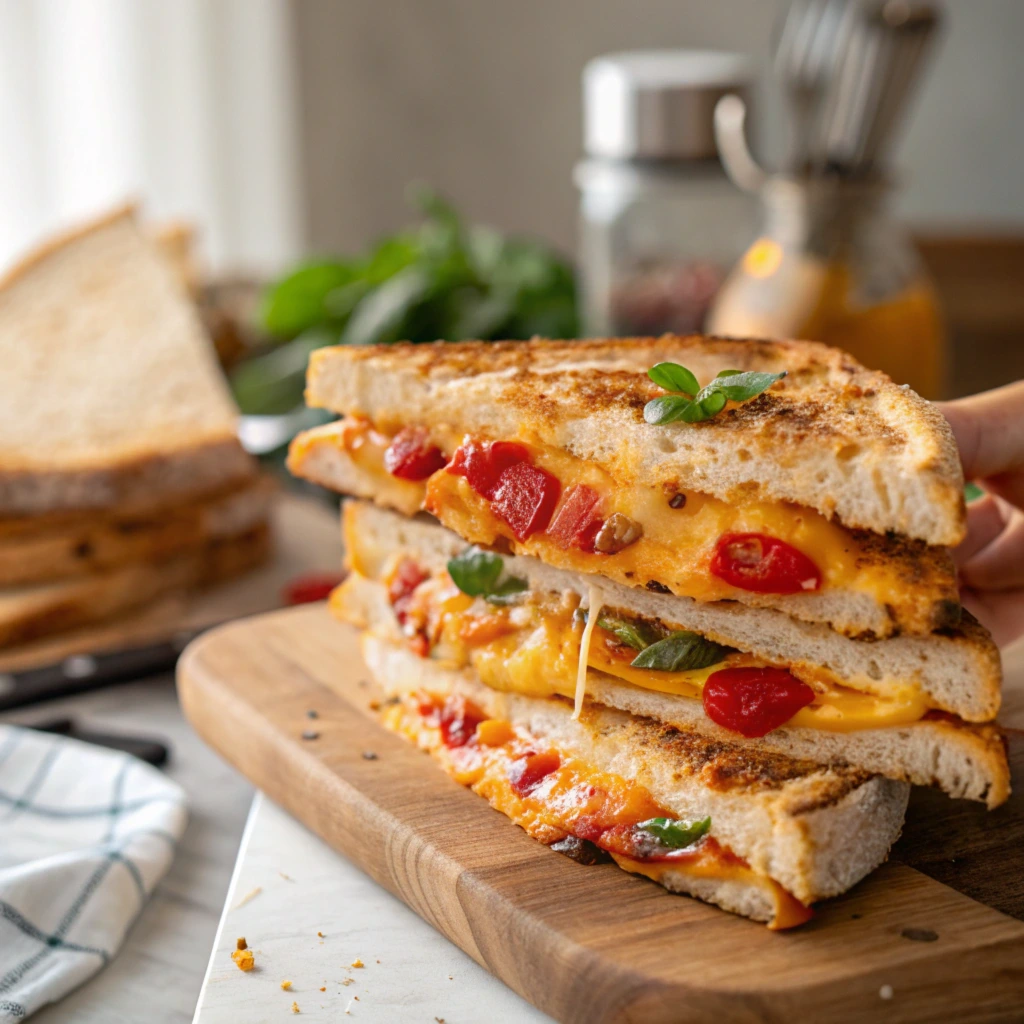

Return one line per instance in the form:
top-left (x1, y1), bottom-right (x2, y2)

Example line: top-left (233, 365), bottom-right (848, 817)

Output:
top-left (332, 555), bottom-right (935, 738)
top-left (289, 418), bottom-right (958, 637)
top-left (383, 686), bottom-right (812, 929)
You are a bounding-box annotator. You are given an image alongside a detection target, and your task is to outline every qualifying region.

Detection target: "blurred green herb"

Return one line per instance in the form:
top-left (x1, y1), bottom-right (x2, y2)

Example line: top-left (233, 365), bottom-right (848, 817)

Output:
top-left (233, 186), bottom-right (578, 414)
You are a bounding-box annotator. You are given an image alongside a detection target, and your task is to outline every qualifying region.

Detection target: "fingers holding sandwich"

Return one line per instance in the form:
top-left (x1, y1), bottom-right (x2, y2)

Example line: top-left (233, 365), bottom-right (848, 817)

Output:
top-left (939, 381), bottom-right (1024, 646)
top-left (939, 380), bottom-right (1024, 508)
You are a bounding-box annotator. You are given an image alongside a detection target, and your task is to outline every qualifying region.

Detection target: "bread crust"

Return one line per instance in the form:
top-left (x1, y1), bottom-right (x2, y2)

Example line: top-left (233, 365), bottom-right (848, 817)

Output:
top-left (0, 522), bottom-right (270, 650)
top-left (306, 335), bottom-right (966, 546)
top-left (0, 476), bottom-right (275, 587)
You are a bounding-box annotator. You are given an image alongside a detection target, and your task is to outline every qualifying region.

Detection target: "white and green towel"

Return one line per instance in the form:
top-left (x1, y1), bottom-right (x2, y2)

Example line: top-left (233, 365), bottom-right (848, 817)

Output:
top-left (0, 725), bottom-right (187, 1020)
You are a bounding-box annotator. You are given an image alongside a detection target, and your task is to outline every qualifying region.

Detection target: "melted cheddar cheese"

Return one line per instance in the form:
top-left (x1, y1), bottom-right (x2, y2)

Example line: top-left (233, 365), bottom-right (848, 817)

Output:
top-left (331, 569), bottom-right (931, 734)
top-left (452, 600), bottom-right (929, 733)
top-left (383, 690), bottom-right (811, 929)
top-left (300, 417), bottom-right (932, 634)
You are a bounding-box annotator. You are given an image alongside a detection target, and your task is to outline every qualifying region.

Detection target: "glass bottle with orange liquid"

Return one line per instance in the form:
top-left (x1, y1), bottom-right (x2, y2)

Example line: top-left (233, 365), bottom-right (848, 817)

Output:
top-left (707, 175), bottom-right (946, 398)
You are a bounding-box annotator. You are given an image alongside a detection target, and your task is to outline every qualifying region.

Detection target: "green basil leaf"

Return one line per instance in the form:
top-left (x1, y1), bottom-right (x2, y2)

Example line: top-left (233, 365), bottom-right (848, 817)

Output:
top-left (715, 368), bottom-right (743, 378)
top-left (596, 615), bottom-right (659, 651)
top-left (448, 546), bottom-right (527, 604)
top-left (630, 631), bottom-right (731, 672)
top-left (964, 482), bottom-right (985, 503)
top-left (447, 547), bottom-right (504, 597)
top-left (706, 370), bottom-right (787, 402)
top-left (648, 362), bottom-right (699, 397)
top-left (485, 575), bottom-right (529, 606)
top-left (644, 395), bottom-right (693, 425)
top-left (637, 816), bottom-right (711, 849)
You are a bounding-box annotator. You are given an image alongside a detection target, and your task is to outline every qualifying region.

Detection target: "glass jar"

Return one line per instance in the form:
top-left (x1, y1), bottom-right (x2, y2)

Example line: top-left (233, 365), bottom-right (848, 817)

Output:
top-left (576, 51), bottom-right (757, 337)
top-left (707, 176), bottom-right (946, 398)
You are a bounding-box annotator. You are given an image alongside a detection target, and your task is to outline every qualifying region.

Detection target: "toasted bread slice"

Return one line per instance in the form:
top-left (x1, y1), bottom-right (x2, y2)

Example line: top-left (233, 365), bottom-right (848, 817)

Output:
top-left (340, 560), bottom-right (1008, 808)
top-left (342, 501), bottom-right (1001, 722)
top-left (305, 336), bottom-right (965, 546)
top-left (0, 477), bottom-right (275, 587)
top-left (0, 205), bottom-right (254, 515)
top-left (335, 501), bottom-right (1006, 805)
top-left (289, 420), bottom-right (959, 638)
top-left (362, 632), bottom-right (909, 920)
top-left (0, 523), bottom-right (269, 650)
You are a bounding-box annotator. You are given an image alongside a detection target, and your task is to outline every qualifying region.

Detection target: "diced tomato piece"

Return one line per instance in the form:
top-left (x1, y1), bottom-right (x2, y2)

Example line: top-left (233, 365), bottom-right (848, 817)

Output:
top-left (490, 461), bottom-right (562, 541)
top-left (282, 572), bottom-right (345, 605)
top-left (508, 750), bottom-right (561, 796)
top-left (702, 667), bottom-right (815, 738)
top-left (709, 533), bottom-right (822, 594)
top-left (438, 695), bottom-right (487, 748)
top-left (548, 485), bottom-right (603, 550)
top-left (448, 440), bottom-right (531, 499)
top-left (387, 558), bottom-right (429, 627)
top-left (383, 426), bottom-right (447, 480)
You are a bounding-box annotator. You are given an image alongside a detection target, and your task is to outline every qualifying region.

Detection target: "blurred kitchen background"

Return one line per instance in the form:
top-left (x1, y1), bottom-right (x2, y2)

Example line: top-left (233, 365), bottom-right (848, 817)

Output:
top-left (1, 0), bottom-right (1022, 400)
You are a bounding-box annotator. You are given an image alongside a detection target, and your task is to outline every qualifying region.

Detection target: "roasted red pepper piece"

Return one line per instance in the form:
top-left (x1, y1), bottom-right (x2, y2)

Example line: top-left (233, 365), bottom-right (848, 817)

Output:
top-left (383, 426), bottom-right (448, 481)
top-left (490, 461), bottom-right (562, 541)
top-left (702, 667), bottom-right (815, 737)
top-left (438, 695), bottom-right (487, 748)
top-left (387, 558), bottom-right (429, 627)
top-left (548, 484), bottom-right (603, 551)
top-left (281, 572), bottom-right (345, 605)
top-left (508, 750), bottom-right (561, 796)
top-left (709, 532), bottom-right (822, 594)
top-left (447, 440), bottom-right (531, 499)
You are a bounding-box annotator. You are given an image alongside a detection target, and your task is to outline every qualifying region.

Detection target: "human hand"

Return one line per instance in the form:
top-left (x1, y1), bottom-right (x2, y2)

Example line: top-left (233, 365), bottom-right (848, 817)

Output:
top-left (938, 380), bottom-right (1024, 647)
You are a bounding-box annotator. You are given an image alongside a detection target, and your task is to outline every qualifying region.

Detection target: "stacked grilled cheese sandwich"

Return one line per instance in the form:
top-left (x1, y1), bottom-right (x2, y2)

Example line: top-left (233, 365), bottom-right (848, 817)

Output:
top-left (0, 206), bottom-right (270, 650)
top-left (289, 335), bottom-right (1008, 928)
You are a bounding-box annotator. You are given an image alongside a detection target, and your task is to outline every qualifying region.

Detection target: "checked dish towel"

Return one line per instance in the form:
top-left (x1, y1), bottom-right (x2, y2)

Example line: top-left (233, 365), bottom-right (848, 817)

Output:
top-left (0, 725), bottom-right (187, 1020)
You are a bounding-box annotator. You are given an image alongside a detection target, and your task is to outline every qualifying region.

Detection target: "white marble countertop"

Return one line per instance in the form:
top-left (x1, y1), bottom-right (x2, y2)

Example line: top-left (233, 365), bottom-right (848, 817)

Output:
top-left (193, 793), bottom-right (551, 1024)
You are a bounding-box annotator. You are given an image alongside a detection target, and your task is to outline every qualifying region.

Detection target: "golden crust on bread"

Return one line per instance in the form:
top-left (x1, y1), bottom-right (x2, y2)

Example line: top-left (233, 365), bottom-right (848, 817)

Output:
top-left (306, 335), bottom-right (966, 546)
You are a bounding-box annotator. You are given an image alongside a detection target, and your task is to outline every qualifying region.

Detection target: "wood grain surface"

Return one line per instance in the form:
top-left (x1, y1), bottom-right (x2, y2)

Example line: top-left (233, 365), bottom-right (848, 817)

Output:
top-left (177, 604), bottom-right (1024, 1024)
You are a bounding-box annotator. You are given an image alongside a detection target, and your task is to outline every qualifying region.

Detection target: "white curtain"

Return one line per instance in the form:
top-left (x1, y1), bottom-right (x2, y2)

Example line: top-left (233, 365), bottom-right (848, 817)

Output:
top-left (0, 0), bottom-right (303, 274)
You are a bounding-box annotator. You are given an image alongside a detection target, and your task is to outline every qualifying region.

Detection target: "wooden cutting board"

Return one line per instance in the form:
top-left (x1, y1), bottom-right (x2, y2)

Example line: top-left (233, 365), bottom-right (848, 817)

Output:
top-left (177, 604), bottom-right (1024, 1024)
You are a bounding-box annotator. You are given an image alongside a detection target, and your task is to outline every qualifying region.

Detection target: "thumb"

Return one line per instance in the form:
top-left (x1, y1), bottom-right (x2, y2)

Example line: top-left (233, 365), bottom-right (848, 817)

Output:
top-left (937, 380), bottom-right (1024, 509)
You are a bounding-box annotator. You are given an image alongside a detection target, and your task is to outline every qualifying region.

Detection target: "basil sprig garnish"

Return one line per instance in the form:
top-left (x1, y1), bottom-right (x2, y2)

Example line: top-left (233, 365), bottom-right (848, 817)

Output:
top-left (630, 630), bottom-right (731, 671)
top-left (644, 361), bottom-right (786, 425)
top-left (637, 816), bottom-right (711, 849)
top-left (591, 612), bottom-right (731, 671)
top-left (447, 546), bottom-right (528, 606)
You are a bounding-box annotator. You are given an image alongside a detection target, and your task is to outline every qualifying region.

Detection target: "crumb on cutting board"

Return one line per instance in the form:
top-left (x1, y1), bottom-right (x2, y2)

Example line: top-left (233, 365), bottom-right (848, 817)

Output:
top-left (291, 1000), bottom-right (300, 1014)
top-left (236, 937), bottom-right (247, 951)
top-left (317, 931), bottom-right (324, 937)
top-left (281, 980), bottom-right (292, 991)
top-left (234, 886), bottom-right (262, 909)
top-left (350, 958), bottom-right (364, 968)
top-left (231, 948), bottom-right (255, 972)
top-left (319, 986), bottom-right (326, 992)
top-left (341, 978), bottom-right (354, 987)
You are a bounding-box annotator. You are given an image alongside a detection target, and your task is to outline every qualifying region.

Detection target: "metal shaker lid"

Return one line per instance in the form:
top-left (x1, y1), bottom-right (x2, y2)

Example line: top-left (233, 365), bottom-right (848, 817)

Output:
top-left (583, 50), bottom-right (753, 161)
